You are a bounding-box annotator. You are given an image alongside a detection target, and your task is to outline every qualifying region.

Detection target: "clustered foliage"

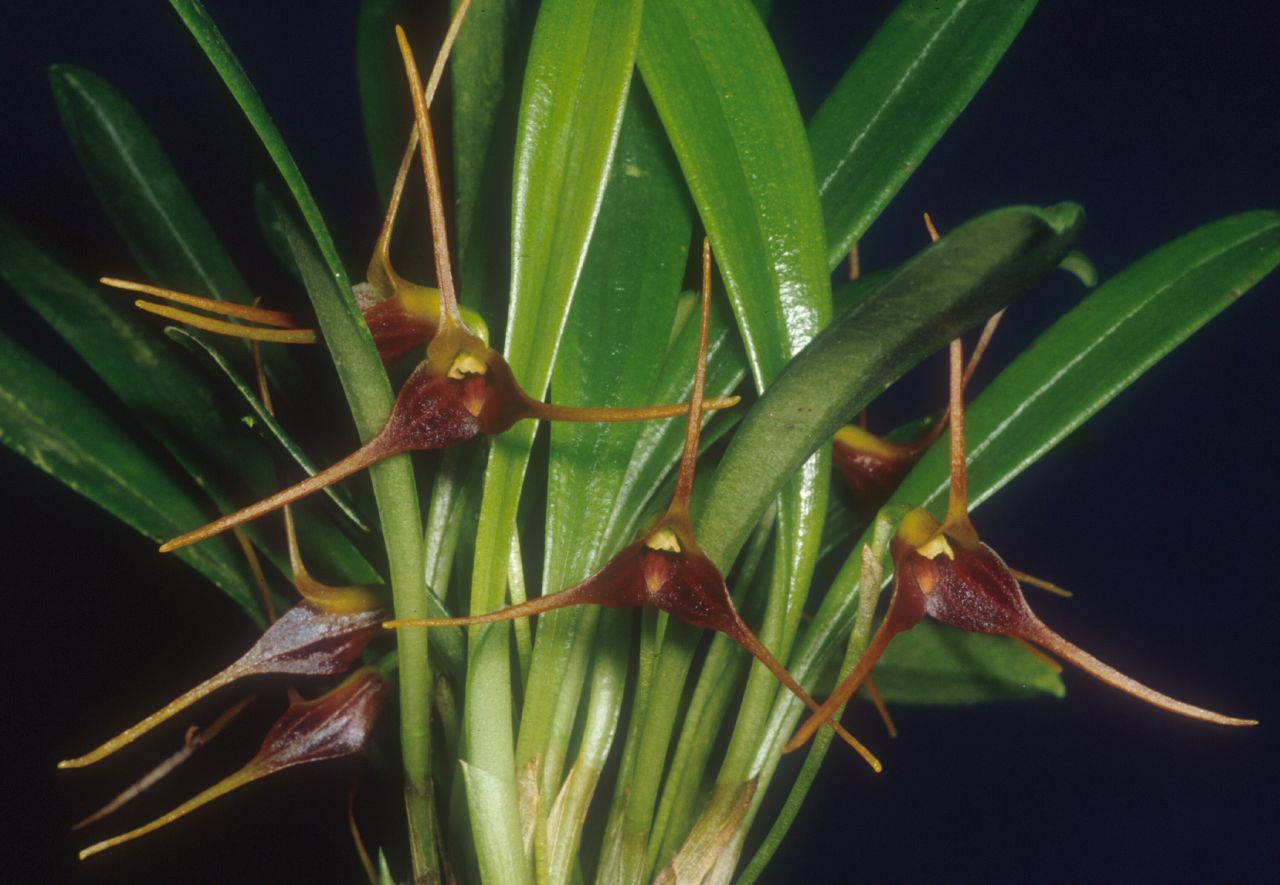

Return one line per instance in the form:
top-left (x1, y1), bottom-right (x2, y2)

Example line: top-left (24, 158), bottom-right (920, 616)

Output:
top-left (0, 1), bottom-right (1274, 882)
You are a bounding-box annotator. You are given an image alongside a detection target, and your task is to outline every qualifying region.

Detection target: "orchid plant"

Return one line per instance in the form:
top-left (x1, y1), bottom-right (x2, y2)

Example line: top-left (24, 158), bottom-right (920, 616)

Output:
top-left (1, 1), bottom-right (1274, 883)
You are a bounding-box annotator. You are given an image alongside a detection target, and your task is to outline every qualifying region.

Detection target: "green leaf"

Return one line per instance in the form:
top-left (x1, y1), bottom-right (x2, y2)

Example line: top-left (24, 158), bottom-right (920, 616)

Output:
top-left (49, 65), bottom-right (304, 399)
top-left (633, 4), bottom-right (834, 869)
top-left (269, 197), bottom-right (434, 873)
top-left (520, 91), bottom-right (750, 883)
top-left (522, 94), bottom-right (693, 797)
top-left (357, 0), bottom-right (411, 205)
top-left (872, 622), bottom-right (1065, 704)
top-left (681, 202), bottom-right (1082, 871)
top-left (810, 0), bottom-right (1037, 268)
top-left (742, 210), bottom-right (1278, 877)
top-left (0, 219), bottom-right (275, 523)
top-left (466, 2), bottom-right (643, 880)
top-left (167, 1), bottom-right (352, 312)
top-left (166, 3), bottom-right (434, 858)
top-left (639, 0), bottom-right (831, 387)
top-left (0, 329), bottom-right (262, 622)
top-left (698, 203), bottom-right (1086, 570)
top-left (48, 64), bottom-right (253, 303)
top-left (164, 326), bottom-right (369, 532)
top-left (900, 210), bottom-right (1280, 516)
top-left (450, 0), bottom-right (521, 319)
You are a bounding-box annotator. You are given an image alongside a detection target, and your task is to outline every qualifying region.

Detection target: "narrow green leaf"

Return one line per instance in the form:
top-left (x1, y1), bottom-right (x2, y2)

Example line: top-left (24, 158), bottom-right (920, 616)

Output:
top-left (900, 210), bottom-right (1280, 515)
top-left (738, 506), bottom-right (904, 885)
top-left (451, 0), bottom-right (521, 319)
top-left (634, 3), bottom-right (834, 864)
top-left (519, 92), bottom-right (694, 811)
top-left (698, 203), bottom-right (1086, 570)
top-left (668, 203), bottom-right (1083, 870)
top-left (270, 199), bottom-right (434, 874)
top-left (164, 326), bottom-right (369, 532)
top-left (742, 210), bottom-right (1278, 875)
top-left (639, 0), bottom-right (831, 387)
top-left (50, 65), bottom-right (304, 399)
top-left (0, 329), bottom-right (261, 621)
top-left (357, 0), bottom-right (411, 205)
top-left (466, 2), bottom-right (643, 881)
top-left (811, 0), bottom-right (1037, 268)
top-left (167, 1), bottom-right (352, 313)
top-left (48, 64), bottom-right (253, 303)
top-left (872, 622), bottom-right (1065, 703)
top-left (167, 1), bottom-right (435, 855)
top-left (0, 219), bottom-right (275, 520)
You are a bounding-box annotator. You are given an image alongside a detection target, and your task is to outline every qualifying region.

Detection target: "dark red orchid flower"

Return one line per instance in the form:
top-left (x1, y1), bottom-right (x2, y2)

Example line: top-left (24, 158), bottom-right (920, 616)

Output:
top-left (786, 327), bottom-right (1255, 754)
top-left (78, 667), bottom-right (388, 860)
top-left (389, 239), bottom-right (882, 771)
top-left (152, 22), bottom-right (737, 555)
top-left (59, 599), bottom-right (383, 770)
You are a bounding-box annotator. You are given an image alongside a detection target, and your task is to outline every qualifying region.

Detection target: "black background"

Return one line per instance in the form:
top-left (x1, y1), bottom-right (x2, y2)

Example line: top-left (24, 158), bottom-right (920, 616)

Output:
top-left (2, 1), bottom-right (1277, 883)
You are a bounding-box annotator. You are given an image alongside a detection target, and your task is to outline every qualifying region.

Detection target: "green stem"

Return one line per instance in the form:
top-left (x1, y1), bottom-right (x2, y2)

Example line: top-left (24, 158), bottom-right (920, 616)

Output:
top-left (164, 3), bottom-right (435, 872)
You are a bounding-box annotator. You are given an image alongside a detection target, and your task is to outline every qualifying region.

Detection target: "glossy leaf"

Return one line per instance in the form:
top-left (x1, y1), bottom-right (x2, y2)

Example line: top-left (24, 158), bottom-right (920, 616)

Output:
top-left (872, 621), bottom-right (1064, 703)
top-left (48, 64), bottom-right (253, 303)
top-left (697, 203), bottom-right (1085, 570)
top-left (739, 210), bottom-right (1278, 879)
top-left (466, 1), bottom-right (642, 881)
top-left (899, 210), bottom-right (1280, 515)
top-left (632, 4), bottom-right (833, 870)
top-left (520, 93), bottom-right (694, 819)
top-left (0, 328), bottom-right (261, 619)
top-left (655, 203), bottom-right (1082, 875)
top-left (639, 0), bottom-right (831, 386)
top-left (810, 0), bottom-right (1037, 268)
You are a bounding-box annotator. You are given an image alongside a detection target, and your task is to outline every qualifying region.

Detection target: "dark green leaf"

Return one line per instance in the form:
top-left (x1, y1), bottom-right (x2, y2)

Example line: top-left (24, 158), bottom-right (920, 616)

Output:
top-left (899, 210), bottom-right (1280, 517)
top-left (0, 329), bottom-right (262, 621)
top-left (164, 326), bottom-right (369, 532)
top-left (357, 0), bottom-right (411, 205)
top-left (450, 0), bottom-right (521, 320)
top-left (744, 211), bottom-right (1279, 877)
top-left (0, 219), bottom-right (275, 518)
top-left (810, 0), bottom-right (1037, 268)
top-left (698, 203), bottom-right (1085, 570)
top-left (172, 0), bottom-right (436, 844)
top-left (874, 622), bottom-right (1064, 703)
top-left (48, 64), bottom-right (253, 303)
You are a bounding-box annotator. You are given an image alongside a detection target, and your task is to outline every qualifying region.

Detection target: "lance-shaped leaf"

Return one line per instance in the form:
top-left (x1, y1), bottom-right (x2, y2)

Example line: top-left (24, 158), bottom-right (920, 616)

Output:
top-left (0, 220), bottom-right (276, 519)
top-left (627, 5), bottom-right (835, 872)
top-left (738, 211), bottom-right (1280, 878)
top-left (60, 602), bottom-right (383, 769)
top-left (791, 261), bottom-right (1271, 751)
top-left (810, 0), bottom-right (1037, 267)
top-left (48, 64), bottom-right (252, 303)
top-left (165, 326), bottom-right (368, 531)
top-left (0, 328), bottom-right (261, 619)
top-left (79, 668), bottom-right (388, 860)
top-left (49, 65), bottom-right (307, 399)
top-left (696, 203), bottom-right (1084, 570)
